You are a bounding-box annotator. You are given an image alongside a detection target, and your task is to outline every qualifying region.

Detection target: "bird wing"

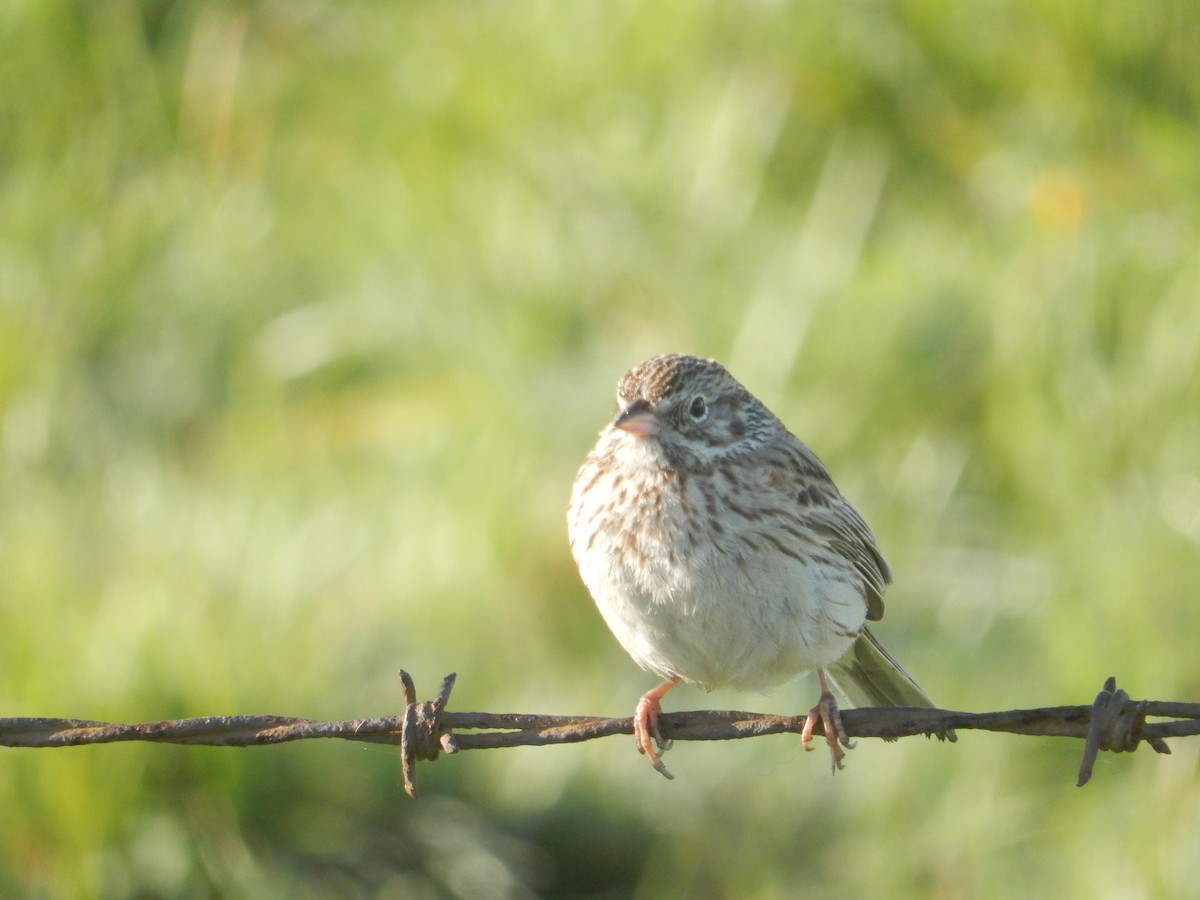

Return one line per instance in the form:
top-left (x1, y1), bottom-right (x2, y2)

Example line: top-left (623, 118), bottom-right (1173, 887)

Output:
top-left (780, 436), bottom-right (891, 623)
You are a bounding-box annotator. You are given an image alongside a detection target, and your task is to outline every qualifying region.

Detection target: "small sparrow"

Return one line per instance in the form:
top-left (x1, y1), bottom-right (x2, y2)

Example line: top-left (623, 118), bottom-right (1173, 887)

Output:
top-left (567, 354), bottom-right (953, 778)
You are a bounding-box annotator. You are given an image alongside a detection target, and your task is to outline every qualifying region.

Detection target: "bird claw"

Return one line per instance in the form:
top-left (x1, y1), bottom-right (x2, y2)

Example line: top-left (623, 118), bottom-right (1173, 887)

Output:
top-left (802, 688), bottom-right (853, 774)
top-left (634, 691), bottom-right (675, 780)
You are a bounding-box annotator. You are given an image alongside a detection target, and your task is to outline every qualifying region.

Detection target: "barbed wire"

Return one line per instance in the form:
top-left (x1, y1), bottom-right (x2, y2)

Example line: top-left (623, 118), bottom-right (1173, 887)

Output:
top-left (2, 673), bottom-right (1196, 797)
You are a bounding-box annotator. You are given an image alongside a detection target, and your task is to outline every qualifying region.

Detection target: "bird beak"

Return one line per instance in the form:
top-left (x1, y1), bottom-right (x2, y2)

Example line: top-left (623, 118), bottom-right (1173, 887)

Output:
top-left (613, 398), bottom-right (659, 438)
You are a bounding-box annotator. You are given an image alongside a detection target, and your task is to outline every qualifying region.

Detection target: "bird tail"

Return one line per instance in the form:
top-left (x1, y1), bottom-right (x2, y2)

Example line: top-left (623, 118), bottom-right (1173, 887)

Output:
top-left (825, 627), bottom-right (956, 742)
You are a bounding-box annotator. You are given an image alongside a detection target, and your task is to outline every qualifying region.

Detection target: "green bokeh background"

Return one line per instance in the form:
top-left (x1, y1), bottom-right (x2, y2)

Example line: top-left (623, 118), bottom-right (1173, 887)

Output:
top-left (3, 1), bottom-right (1199, 896)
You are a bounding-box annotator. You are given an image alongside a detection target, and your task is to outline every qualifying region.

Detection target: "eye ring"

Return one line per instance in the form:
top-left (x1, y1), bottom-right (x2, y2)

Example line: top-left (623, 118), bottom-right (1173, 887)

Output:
top-left (688, 395), bottom-right (707, 420)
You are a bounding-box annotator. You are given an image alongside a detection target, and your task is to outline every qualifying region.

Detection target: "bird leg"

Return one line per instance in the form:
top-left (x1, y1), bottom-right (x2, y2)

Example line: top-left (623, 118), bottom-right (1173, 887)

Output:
top-left (801, 668), bottom-right (854, 773)
top-left (634, 676), bottom-right (681, 780)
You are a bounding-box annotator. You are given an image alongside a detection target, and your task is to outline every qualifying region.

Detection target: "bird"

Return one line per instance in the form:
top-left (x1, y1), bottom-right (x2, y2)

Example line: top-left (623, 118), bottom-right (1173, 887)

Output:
top-left (567, 353), bottom-right (953, 778)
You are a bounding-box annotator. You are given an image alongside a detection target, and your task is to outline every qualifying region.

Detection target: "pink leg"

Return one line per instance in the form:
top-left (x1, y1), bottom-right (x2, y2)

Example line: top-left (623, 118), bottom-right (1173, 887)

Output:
top-left (801, 669), bottom-right (854, 773)
top-left (634, 676), bottom-right (681, 780)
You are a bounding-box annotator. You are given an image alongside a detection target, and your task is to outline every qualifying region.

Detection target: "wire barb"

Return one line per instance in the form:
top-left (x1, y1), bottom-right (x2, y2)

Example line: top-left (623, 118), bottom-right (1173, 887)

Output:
top-left (1076, 676), bottom-right (1171, 787)
top-left (398, 671), bottom-right (457, 798)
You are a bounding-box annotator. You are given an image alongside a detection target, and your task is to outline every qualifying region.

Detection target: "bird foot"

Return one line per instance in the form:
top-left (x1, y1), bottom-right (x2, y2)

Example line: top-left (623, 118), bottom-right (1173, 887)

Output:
top-left (801, 687), bottom-right (855, 774)
top-left (634, 679), bottom-right (679, 780)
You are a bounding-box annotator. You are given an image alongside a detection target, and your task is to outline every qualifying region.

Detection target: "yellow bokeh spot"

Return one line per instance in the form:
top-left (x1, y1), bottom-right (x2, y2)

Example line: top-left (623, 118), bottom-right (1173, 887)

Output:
top-left (1029, 170), bottom-right (1089, 231)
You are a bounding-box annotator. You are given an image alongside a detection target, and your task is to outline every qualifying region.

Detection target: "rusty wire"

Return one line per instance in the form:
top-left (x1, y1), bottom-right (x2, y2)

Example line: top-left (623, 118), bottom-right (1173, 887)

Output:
top-left (2, 674), bottom-right (1197, 797)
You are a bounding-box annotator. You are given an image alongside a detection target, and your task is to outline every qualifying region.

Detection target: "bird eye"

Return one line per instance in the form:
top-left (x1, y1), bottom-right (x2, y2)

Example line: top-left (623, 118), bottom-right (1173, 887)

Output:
top-left (688, 396), bottom-right (707, 420)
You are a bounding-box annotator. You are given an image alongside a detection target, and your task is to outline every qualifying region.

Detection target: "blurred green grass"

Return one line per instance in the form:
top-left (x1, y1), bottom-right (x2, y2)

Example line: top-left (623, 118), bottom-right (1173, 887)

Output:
top-left (3, 0), bottom-right (1200, 896)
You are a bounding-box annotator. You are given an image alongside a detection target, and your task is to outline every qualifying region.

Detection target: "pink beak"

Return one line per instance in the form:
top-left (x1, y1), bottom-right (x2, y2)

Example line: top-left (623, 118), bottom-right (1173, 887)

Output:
top-left (613, 398), bottom-right (659, 438)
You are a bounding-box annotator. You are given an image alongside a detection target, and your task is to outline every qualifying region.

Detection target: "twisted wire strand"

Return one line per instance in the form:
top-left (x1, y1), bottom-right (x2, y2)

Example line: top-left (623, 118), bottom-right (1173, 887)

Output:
top-left (3, 674), bottom-right (1196, 796)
